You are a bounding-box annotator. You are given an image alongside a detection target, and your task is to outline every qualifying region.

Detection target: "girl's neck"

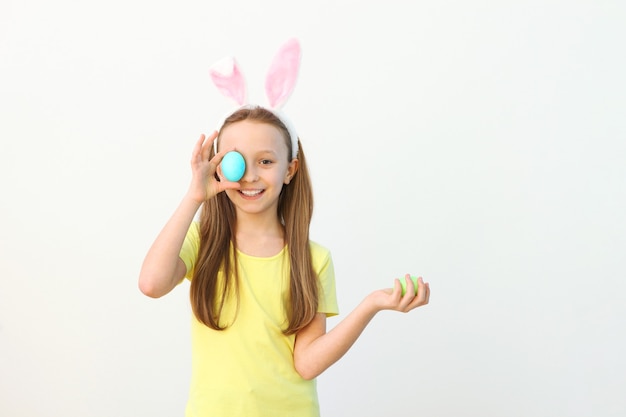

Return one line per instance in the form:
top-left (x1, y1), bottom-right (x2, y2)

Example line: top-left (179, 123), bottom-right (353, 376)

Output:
top-left (234, 212), bottom-right (285, 257)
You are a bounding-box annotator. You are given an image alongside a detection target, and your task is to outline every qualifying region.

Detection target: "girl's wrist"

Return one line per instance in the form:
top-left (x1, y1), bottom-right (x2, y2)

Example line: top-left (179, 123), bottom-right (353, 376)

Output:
top-left (182, 191), bottom-right (205, 207)
top-left (360, 293), bottom-right (383, 318)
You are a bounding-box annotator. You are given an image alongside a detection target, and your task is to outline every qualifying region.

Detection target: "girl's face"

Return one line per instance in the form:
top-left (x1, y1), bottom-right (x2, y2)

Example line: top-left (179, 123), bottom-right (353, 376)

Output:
top-left (218, 120), bottom-right (298, 218)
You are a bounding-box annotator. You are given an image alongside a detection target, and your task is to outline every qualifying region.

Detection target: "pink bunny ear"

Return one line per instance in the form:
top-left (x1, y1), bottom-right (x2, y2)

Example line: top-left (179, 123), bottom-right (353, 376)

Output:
top-left (265, 38), bottom-right (301, 109)
top-left (209, 56), bottom-right (246, 106)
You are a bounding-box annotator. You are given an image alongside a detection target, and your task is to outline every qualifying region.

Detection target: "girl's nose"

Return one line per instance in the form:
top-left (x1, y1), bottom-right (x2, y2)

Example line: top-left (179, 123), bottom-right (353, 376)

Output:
top-left (240, 160), bottom-right (258, 182)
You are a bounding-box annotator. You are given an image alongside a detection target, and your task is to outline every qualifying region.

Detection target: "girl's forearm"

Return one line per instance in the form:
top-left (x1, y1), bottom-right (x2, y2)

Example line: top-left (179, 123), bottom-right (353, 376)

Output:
top-left (138, 195), bottom-right (201, 297)
top-left (295, 278), bottom-right (430, 379)
top-left (295, 296), bottom-right (379, 380)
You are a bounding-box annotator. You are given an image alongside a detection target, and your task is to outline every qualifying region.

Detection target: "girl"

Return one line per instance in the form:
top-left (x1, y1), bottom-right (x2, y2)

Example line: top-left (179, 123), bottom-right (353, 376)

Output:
top-left (138, 106), bottom-right (430, 416)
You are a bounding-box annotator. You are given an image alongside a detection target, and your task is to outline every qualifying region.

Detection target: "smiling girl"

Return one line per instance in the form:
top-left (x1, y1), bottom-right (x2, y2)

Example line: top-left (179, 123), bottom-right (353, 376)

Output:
top-left (138, 40), bottom-right (430, 417)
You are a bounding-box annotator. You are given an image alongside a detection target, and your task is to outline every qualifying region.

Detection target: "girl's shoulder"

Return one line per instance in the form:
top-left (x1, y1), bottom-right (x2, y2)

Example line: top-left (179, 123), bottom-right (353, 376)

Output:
top-left (308, 240), bottom-right (332, 262)
top-left (308, 239), bottom-right (329, 252)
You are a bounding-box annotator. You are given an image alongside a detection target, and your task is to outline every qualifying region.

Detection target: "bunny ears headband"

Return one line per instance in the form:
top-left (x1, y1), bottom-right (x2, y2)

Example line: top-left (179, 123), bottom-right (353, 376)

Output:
top-left (209, 38), bottom-right (302, 159)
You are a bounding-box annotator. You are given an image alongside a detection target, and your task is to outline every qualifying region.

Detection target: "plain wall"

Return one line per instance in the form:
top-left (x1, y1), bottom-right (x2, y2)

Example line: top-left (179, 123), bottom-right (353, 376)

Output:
top-left (1, 1), bottom-right (625, 416)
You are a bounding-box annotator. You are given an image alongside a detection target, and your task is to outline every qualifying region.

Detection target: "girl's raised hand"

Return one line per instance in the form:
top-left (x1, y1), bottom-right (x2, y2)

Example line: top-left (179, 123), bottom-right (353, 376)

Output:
top-left (187, 132), bottom-right (241, 203)
top-left (368, 275), bottom-right (430, 313)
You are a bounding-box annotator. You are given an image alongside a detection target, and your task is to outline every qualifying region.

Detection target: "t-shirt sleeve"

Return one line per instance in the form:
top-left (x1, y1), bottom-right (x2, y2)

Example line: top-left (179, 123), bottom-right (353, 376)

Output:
top-left (179, 221), bottom-right (200, 281)
top-left (311, 242), bottom-right (339, 317)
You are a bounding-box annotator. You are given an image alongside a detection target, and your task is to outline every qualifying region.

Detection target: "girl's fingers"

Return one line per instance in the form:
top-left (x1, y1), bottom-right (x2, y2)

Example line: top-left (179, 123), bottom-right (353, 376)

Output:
top-left (378, 275), bottom-right (430, 312)
top-left (207, 146), bottom-right (237, 177)
top-left (192, 134), bottom-right (207, 162)
top-left (404, 274), bottom-right (416, 296)
top-left (200, 131), bottom-right (219, 162)
top-left (191, 132), bottom-right (228, 172)
top-left (418, 278), bottom-right (430, 304)
top-left (408, 278), bottom-right (429, 309)
top-left (392, 278), bottom-right (403, 299)
top-left (393, 275), bottom-right (413, 311)
top-left (217, 181), bottom-right (241, 194)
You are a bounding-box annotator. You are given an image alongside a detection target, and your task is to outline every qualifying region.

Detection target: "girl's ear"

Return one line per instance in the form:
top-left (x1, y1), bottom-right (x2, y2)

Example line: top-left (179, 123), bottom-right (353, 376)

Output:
top-left (284, 158), bottom-right (299, 184)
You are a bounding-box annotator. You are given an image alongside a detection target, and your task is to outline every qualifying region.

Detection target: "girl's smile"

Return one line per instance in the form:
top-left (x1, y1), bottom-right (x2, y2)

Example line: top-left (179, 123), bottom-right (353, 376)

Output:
top-left (239, 189), bottom-right (265, 198)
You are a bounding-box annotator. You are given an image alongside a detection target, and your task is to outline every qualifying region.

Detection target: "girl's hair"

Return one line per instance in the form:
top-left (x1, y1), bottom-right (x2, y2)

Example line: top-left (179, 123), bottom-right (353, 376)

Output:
top-left (189, 106), bottom-right (318, 335)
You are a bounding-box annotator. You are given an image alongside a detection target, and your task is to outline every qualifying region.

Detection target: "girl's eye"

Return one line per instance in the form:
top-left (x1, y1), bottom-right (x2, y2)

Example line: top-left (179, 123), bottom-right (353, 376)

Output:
top-left (260, 159), bottom-right (273, 165)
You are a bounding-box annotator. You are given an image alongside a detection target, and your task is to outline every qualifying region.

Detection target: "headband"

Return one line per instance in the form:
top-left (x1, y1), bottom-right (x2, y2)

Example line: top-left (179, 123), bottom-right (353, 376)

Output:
top-left (209, 38), bottom-right (302, 159)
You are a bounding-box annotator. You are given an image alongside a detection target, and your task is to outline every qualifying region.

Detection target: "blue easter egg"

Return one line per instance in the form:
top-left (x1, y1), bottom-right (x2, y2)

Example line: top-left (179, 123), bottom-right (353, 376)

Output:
top-left (221, 151), bottom-right (246, 182)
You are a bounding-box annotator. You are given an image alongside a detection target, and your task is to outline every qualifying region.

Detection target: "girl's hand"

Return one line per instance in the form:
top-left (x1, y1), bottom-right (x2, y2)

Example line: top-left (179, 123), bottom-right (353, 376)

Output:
top-left (368, 275), bottom-right (430, 313)
top-left (186, 132), bottom-right (241, 203)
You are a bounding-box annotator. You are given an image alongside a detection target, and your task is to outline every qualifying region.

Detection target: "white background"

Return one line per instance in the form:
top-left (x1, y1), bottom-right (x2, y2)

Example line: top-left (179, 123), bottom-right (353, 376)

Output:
top-left (1, 1), bottom-right (625, 416)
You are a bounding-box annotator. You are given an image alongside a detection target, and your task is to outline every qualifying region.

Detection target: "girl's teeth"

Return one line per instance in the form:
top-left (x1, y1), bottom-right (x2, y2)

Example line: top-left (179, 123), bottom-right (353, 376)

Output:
top-left (241, 190), bottom-right (262, 196)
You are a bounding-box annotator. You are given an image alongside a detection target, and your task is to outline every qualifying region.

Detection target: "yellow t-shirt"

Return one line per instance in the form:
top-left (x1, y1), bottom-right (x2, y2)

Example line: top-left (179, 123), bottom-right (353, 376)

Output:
top-left (179, 222), bottom-right (339, 417)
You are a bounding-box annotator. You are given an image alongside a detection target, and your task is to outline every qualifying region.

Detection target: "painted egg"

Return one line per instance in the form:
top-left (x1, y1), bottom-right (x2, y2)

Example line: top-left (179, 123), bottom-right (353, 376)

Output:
top-left (221, 151), bottom-right (245, 182)
top-left (399, 276), bottom-right (419, 296)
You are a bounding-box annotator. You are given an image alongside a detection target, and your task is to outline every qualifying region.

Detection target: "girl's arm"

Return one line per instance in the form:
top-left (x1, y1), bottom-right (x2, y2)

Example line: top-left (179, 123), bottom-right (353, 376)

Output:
top-left (137, 195), bottom-right (202, 297)
top-left (293, 275), bottom-right (430, 380)
top-left (138, 132), bottom-right (239, 298)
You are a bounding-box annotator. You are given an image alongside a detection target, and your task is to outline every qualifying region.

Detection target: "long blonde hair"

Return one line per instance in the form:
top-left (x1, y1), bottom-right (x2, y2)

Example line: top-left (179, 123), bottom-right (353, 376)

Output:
top-left (189, 106), bottom-right (318, 335)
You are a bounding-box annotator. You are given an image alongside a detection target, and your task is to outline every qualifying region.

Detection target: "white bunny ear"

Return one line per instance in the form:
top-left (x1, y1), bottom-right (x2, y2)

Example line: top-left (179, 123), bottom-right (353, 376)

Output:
top-left (209, 56), bottom-right (247, 106)
top-left (265, 38), bottom-right (301, 109)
